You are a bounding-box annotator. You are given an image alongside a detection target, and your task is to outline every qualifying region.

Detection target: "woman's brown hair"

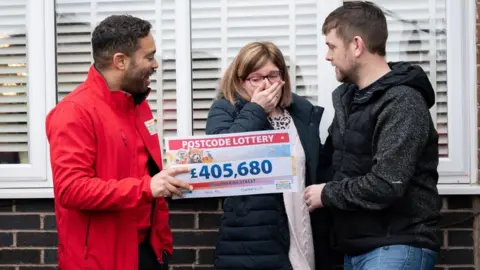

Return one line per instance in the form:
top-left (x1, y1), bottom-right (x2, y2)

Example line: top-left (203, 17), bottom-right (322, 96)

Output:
top-left (219, 41), bottom-right (292, 107)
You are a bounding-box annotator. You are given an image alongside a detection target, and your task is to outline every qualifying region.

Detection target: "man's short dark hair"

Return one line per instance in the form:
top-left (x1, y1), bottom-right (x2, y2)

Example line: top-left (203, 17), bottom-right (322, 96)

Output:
top-left (92, 15), bottom-right (152, 70)
top-left (322, 1), bottom-right (388, 56)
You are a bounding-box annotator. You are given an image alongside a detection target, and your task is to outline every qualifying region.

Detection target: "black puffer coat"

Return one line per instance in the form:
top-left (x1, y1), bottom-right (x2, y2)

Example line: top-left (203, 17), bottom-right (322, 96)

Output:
top-left (205, 93), bottom-right (333, 270)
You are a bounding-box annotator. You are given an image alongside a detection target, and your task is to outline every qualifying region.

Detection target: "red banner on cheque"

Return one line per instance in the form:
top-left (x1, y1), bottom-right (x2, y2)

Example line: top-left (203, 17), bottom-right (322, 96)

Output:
top-left (167, 132), bottom-right (290, 150)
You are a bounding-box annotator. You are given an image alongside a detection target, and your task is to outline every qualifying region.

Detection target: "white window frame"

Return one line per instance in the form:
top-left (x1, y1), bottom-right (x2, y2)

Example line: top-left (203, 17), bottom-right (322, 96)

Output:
top-left (175, 0), bottom-right (193, 136)
top-left (0, 0), bottom-right (477, 198)
top-left (0, 0), bottom-right (55, 197)
top-left (436, 0), bottom-right (478, 193)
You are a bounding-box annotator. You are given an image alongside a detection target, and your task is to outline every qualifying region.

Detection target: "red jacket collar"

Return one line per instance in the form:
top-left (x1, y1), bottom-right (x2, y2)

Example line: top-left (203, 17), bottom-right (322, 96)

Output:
top-left (86, 65), bottom-right (150, 112)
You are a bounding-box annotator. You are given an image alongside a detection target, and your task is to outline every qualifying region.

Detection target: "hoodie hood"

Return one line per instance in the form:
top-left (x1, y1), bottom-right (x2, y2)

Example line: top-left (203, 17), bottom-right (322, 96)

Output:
top-left (372, 61), bottom-right (436, 108)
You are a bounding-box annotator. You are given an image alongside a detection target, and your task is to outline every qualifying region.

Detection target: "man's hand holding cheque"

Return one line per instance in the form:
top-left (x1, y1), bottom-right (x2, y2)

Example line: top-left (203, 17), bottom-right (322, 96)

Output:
top-left (151, 167), bottom-right (194, 198)
top-left (304, 183), bottom-right (326, 212)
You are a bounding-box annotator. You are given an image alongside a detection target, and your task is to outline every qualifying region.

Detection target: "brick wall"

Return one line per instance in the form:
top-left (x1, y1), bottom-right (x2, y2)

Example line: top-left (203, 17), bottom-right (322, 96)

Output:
top-left (0, 196), bottom-right (479, 269)
top-left (435, 197), bottom-right (479, 269)
top-left (0, 198), bottom-right (224, 270)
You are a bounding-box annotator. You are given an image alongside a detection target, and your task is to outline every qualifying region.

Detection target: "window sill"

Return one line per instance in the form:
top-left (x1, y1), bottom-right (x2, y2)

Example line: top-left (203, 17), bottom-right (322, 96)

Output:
top-left (437, 184), bottom-right (480, 195)
top-left (0, 188), bottom-right (53, 199)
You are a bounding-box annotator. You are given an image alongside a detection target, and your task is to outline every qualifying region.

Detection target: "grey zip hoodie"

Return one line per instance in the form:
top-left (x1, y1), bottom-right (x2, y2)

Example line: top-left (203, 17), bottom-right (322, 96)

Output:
top-left (320, 61), bottom-right (442, 255)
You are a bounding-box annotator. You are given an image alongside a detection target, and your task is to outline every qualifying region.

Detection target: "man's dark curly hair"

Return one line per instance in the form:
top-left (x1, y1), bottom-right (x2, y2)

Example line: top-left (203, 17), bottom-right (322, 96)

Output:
top-left (92, 15), bottom-right (152, 70)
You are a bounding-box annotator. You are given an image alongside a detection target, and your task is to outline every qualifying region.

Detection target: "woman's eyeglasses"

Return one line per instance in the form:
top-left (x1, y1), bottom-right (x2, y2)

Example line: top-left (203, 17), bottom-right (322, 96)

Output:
top-left (244, 71), bottom-right (282, 87)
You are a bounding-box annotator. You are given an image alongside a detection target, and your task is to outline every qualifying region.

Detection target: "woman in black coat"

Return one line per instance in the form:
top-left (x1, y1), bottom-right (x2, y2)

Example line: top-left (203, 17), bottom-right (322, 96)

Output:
top-left (205, 41), bottom-right (332, 270)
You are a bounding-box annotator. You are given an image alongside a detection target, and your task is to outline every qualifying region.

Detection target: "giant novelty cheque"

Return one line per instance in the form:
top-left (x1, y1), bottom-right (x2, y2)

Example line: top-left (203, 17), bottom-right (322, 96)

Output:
top-left (164, 130), bottom-right (298, 199)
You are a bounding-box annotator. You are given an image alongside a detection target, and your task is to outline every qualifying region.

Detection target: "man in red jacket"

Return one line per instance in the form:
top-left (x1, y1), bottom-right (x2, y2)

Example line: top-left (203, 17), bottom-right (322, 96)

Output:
top-left (46, 15), bottom-right (192, 270)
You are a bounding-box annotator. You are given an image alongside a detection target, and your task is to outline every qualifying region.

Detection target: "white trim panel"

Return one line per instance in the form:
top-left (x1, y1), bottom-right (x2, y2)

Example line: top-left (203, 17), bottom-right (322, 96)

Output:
top-left (174, 0), bottom-right (193, 136)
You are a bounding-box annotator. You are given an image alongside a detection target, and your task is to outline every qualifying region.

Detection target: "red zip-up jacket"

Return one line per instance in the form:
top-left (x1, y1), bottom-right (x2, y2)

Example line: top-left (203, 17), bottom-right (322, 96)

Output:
top-left (46, 65), bottom-right (172, 270)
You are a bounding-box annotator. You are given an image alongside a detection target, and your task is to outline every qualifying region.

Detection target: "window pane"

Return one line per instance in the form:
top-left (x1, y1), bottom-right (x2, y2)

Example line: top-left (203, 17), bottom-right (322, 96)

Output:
top-left (0, 0), bottom-right (29, 164)
top-left (344, 0), bottom-right (448, 157)
top-left (55, 0), bottom-right (177, 139)
top-left (190, 0), bottom-right (321, 135)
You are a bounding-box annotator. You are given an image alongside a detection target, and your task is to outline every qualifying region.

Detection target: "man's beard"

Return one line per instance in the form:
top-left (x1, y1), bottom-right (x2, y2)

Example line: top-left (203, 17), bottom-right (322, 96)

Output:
top-left (120, 64), bottom-right (154, 95)
top-left (336, 64), bottom-right (358, 85)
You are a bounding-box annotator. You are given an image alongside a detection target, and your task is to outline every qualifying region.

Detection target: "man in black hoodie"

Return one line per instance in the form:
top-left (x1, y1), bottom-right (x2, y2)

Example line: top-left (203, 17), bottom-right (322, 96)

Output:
top-left (303, 2), bottom-right (442, 269)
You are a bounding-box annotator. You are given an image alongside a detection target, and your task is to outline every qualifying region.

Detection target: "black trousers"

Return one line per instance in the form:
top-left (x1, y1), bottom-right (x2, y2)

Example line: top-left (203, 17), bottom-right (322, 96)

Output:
top-left (138, 239), bottom-right (169, 270)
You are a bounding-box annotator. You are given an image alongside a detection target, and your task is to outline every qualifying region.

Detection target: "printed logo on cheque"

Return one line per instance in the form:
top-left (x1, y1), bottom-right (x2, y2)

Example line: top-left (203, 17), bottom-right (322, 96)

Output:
top-left (275, 180), bottom-right (292, 190)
